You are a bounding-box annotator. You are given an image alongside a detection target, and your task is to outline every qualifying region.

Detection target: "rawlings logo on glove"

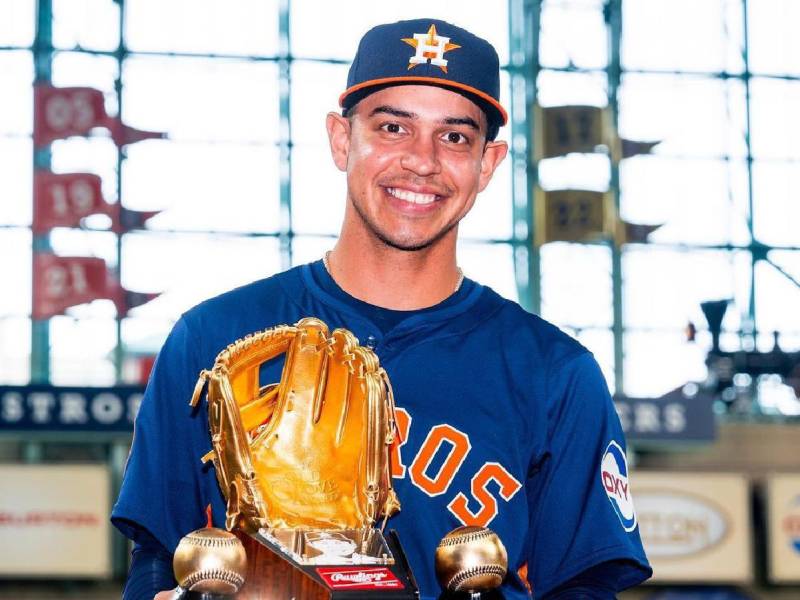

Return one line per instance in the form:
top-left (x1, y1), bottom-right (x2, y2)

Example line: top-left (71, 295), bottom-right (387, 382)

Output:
top-left (191, 317), bottom-right (400, 532)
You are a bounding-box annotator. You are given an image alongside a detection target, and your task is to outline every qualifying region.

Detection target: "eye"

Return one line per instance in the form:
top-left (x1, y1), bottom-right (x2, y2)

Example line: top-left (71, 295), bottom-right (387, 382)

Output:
top-left (443, 131), bottom-right (468, 144)
top-left (380, 122), bottom-right (405, 134)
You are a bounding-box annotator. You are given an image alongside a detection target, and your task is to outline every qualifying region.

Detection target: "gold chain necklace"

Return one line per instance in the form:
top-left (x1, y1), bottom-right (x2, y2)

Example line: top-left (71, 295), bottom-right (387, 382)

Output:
top-left (323, 251), bottom-right (465, 293)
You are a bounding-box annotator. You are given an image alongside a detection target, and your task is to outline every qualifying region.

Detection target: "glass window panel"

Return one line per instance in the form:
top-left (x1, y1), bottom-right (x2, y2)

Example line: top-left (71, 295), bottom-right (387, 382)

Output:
top-left (619, 157), bottom-right (751, 246)
top-left (51, 137), bottom-right (119, 192)
top-left (123, 57), bottom-right (279, 143)
top-left (618, 74), bottom-right (747, 159)
top-left (752, 161), bottom-right (800, 246)
top-left (540, 243), bottom-right (612, 328)
top-left (537, 70), bottom-right (608, 107)
top-left (622, 0), bottom-right (744, 73)
top-left (776, 333), bottom-right (800, 353)
top-left (291, 236), bottom-right (335, 267)
top-left (624, 330), bottom-right (708, 398)
top-left (748, 0), bottom-right (800, 76)
top-left (757, 376), bottom-right (800, 416)
top-left (0, 317), bottom-right (31, 384)
top-left (0, 52), bottom-right (33, 134)
top-left (291, 0), bottom-right (508, 64)
top-left (0, 0), bottom-right (35, 46)
top-left (51, 51), bottom-right (119, 91)
top-left (48, 229), bottom-right (118, 267)
top-left (755, 256), bottom-right (800, 334)
top-left (457, 242), bottom-right (518, 302)
top-left (575, 327), bottom-right (615, 393)
top-left (539, 4), bottom-right (607, 70)
top-left (768, 251), bottom-right (800, 288)
top-left (537, 154), bottom-right (610, 192)
top-left (121, 317), bottom-right (175, 358)
top-left (121, 233), bottom-right (282, 319)
top-left (750, 79), bottom-right (800, 160)
top-left (460, 149), bottom-right (513, 241)
top-left (52, 0), bottom-right (119, 51)
top-left (122, 142), bottom-right (281, 233)
top-left (49, 316), bottom-right (116, 385)
top-left (0, 229), bottom-right (32, 315)
top-left (623, 248), bottom-right (745, 330)
top-left (543, 0), bottom-right (605, 5)
top-left (291, 61), bottom-right (349, 147)
top-left (0, 138), bottom-right (32, 226)
top-left (125, 0), bottom-right (279, 56)
top-left (291, 145), bottom-right (347, 236)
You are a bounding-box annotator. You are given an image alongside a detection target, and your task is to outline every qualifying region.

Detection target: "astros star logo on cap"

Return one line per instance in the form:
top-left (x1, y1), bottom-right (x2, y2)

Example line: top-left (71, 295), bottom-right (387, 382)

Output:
top-left (401, 24), bottom-right (461, 73)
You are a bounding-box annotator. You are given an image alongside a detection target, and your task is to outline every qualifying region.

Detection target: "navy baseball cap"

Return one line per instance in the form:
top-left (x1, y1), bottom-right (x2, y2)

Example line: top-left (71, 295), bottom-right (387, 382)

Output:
top-left (339, 19), bottom-right (508, 131)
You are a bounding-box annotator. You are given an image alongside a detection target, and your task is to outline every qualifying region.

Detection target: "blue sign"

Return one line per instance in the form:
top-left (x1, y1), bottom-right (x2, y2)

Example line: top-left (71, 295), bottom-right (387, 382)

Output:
top-left (0, 385), bottom-right (144, 433)
top-left (614, 387), bottom-right (716, 444)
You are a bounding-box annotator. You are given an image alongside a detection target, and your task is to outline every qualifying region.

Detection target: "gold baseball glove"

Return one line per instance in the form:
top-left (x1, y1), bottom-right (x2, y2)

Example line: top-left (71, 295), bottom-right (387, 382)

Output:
top-left (190, 317), bottom-right (400, 533)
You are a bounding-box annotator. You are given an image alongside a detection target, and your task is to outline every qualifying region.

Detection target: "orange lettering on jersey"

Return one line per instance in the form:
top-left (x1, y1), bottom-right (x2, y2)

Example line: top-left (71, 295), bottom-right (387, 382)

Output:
top-left (409, 424), bottom-right (471, 497)
top-left (205, 504), bottom-right (213, 528)
top-left (390, 408), bottom-right (412, 478)
top-left (447, 462), bottom-right (522, 526)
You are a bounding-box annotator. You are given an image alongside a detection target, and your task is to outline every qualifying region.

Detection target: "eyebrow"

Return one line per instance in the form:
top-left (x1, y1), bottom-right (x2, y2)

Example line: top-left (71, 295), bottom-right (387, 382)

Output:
top-left (368, 105), bottom-right (481, 131)
top-left (369, 105), bottom-right (416, 119)
top-left (442, 116), bottom-right (480, 131)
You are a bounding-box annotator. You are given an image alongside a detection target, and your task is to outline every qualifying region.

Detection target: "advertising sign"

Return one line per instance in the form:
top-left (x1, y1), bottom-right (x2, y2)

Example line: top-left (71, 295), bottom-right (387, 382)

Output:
top-left (614, 387), bottom-right (716, 444)
top-left (634, 472), bottom-right (751, 582)
top-left (0, 385), bottom-right (143, 433)
top-left (0, 464), bottom-right (111, 577)
top-left (767, 474), bottom-right (800, 583)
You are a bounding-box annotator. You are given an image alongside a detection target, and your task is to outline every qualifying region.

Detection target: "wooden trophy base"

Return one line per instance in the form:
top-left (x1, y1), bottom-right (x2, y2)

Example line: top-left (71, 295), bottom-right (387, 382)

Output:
top-left (233, 529), bottom-right (419, 599)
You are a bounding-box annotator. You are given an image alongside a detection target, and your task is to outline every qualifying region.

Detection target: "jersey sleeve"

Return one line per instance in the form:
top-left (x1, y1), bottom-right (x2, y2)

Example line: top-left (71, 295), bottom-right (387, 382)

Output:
top-left (524, 351), bottom-right (651, 596)
top-left (111, 315), bottom-right (213, 552)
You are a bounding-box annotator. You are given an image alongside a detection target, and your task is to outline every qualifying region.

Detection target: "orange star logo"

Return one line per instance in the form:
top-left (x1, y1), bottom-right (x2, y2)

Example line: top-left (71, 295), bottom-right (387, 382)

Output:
top-left (402, 24), bottom-right (461, 73)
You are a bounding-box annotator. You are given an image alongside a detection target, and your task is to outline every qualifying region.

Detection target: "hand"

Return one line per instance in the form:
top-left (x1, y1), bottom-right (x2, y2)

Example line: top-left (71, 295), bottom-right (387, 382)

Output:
top-left (154, 589), bottom-right (179, 600)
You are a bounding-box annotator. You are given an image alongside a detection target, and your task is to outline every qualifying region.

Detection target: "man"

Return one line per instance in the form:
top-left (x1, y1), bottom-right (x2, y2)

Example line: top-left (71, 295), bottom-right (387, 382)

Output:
top-left (112, 19), bottom-right (651, 599)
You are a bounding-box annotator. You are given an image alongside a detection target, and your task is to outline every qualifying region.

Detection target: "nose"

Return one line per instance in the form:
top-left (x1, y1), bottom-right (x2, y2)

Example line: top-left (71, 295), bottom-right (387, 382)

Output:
top-left (400, 134), bottom-right (441, 177)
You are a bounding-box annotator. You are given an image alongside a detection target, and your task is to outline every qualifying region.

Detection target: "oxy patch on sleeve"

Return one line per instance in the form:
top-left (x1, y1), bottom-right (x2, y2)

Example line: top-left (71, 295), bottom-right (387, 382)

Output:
top-left (600, 441), bottom-right (637, 533)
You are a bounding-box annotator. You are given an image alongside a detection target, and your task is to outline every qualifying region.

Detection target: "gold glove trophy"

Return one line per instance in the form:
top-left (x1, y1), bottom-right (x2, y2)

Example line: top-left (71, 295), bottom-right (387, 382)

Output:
top-left (181, 318), bottom-right (419, 599)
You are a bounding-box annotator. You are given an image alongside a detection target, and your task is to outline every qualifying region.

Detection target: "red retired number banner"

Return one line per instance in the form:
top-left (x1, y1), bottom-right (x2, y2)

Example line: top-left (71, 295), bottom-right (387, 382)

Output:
top-left (33, 86), bottom-right (110, 147)
top-left (32, 254), bottom-right (109, 319)
top-left (33, 85), bottom-right (166, 147)
top-left (33, 172), bottom-right (110, 233)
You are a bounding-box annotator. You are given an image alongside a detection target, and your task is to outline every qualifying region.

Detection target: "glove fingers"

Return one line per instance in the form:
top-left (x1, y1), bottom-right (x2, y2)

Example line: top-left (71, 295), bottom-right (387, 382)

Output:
top-left (316, 329), bottom-right (359, 445)
top-left (239, 383), bottom-right (279, 433)
top-left (269, 318), bottom-right (330, 431)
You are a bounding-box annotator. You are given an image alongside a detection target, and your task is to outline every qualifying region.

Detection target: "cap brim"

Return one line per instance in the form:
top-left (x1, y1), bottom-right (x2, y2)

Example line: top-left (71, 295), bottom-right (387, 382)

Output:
top-left (339, 76), bottom-right (508, 126)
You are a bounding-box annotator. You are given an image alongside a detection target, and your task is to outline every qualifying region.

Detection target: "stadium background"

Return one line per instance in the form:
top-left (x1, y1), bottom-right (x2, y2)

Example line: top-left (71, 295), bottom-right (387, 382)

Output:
top-left (1, 0), bottom-right (799, 598)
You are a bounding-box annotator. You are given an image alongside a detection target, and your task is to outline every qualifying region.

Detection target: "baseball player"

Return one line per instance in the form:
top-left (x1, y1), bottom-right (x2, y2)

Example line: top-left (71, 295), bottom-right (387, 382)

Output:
top-left (112, 19), bottom-right (651, 599)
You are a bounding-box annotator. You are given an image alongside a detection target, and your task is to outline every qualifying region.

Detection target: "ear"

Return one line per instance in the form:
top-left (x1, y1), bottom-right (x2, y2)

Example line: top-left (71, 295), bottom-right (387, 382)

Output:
top-left (326, 112), bottom-right (351, 172)
top-left (477, 140), bottom-right (508, 193)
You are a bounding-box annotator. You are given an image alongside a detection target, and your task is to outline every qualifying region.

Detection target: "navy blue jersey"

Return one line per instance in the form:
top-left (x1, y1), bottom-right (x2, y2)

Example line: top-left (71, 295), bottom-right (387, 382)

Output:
top-left (112, 262), bottom-right (651, 598)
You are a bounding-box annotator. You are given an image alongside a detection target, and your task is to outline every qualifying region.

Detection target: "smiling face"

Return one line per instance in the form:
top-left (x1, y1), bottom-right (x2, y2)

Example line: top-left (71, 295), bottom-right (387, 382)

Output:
top-left (327, 85), bottom-right (507, 252)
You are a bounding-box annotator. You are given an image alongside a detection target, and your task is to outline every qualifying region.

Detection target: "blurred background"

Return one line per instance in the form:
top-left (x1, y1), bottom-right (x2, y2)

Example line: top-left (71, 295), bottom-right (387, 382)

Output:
top-left (1, 0), bottom-right (799, 598)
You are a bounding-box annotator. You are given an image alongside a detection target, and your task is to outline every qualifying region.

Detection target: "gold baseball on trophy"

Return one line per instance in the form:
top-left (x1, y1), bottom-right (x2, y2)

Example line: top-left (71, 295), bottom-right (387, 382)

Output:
top-left (434, 526), bottom-right (508, 594)
top-left (173, 527), bottom-right (247, 595)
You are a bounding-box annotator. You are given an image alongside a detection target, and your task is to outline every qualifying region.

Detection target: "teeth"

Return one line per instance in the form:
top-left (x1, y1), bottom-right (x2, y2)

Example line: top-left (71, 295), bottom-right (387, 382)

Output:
top-left (387, 187), bottom-right (437, 205)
